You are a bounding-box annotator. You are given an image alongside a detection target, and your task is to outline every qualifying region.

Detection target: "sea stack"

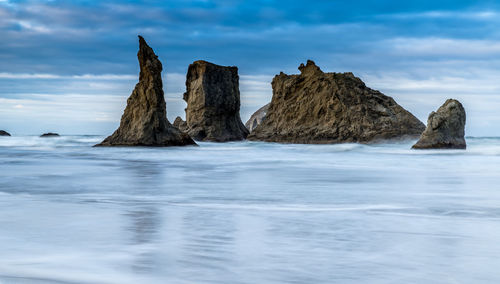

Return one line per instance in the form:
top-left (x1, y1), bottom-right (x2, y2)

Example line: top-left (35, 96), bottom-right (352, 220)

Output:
top-left (96, 36), bottom-right (196, 147)
top-left (412, 99), bottom-right (466, 149)
top-left (182, 60), bottom-right (249, 142)
top-left (0, 130), bottom-right (11, 136)
top-left (245, 103), bottom-right (269, 133)
top-left (248, 60), bottom-right (425, 144)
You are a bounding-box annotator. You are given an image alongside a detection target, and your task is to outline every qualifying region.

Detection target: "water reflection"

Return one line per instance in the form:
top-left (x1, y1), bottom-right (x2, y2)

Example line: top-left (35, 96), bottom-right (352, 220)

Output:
top-left (121, 159), bottom-right (164, 273)
top-left (125, 205), bottom-right (161, 273)
top-left (178, 209), bottom-right (238, 282)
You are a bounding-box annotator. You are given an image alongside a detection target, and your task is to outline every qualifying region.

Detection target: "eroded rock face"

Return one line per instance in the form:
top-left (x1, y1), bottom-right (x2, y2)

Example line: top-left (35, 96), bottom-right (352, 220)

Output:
top-left (412, 99), bottom-right (466, 149)
top-left (0, 130), bottom-right (11, 136)
top-left (245, 103), bottom-right (269, 133)
top-left (183, 60), bottom-right (249, 142)
top-left (40, 133), bottom-right (59, 137)
top-left (96, 36), bottom-right (196, 147)
top-left (248, 60), bottom-right (425, 144)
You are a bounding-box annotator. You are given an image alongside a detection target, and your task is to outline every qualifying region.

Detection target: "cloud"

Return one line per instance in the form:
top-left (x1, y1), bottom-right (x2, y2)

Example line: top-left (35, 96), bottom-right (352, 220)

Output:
top-left (380, 10), bottom-right (500, 20)
top-left (0, 0), bottom-right (497, 74)
top-left (364, 74), bottom-right (500, 95)
top-left (0, 94), bottom-right (126, 134)
top-left (0, 73), bottom-right (135, 80)
top-left (385, 37), bottom-right (500, 57)
top-left (1, 1), bottom-right (500, 136)
top-left (14, 20), bottom-right (52, 33)
top-left (0, 73), bottom-right (61, 79)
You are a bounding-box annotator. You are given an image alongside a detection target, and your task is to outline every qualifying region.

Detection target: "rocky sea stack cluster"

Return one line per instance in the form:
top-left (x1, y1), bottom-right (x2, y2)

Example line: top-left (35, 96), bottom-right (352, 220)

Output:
top-left (33, 35), bottom-right (467, 149)
top-left (247, 60), bottom-right (425, 144)
top-left (412, 99), bottom-right (466, 149)
top-left (96, 36), bottom-right (196, 147)
top-left (179, 60), bottom-right (248, 142)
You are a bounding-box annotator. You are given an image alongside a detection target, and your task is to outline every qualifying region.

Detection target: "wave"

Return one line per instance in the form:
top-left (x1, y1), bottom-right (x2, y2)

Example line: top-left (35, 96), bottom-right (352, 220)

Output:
top-left (0, 135), bottom-right (103, 149)
top-left (159, 202), bottom-right (408, 212)
top-left (2, 135), bottom-right (500, 155)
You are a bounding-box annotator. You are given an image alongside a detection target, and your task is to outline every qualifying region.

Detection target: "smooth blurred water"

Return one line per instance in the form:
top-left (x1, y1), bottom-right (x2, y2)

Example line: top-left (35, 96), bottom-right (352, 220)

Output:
top-left (0, 136), bottom-right (500, 284)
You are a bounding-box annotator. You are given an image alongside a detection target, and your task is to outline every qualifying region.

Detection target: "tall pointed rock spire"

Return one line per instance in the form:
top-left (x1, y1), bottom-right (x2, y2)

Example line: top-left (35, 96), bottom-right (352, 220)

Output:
top-left (96, 36), bottom-right (196, 146)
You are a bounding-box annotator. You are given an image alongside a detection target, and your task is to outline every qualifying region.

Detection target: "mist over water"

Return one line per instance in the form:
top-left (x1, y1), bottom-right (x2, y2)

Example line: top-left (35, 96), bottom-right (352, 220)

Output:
top-left (1, 136), bottom-right (500, 283)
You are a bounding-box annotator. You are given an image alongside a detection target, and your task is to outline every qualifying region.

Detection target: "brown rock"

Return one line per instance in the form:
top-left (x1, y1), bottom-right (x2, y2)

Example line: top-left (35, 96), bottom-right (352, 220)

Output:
top-left (182, 60), bottom-right (249, 142)
top-left (0, 130), bottom-right (11, 136)
top-left (248, 60), bottom-right (425, 144)
top-left (96, 36), bottom-right (196, 147)
top-left (412, 99), bottom-right (466, 149)
top-left (245, 103), bottom-right (270, 133)
top-left (173, 116), bottom-right (188, 133)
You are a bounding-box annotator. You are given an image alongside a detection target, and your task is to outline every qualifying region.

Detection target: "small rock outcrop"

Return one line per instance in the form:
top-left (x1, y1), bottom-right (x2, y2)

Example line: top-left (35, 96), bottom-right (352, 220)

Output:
top-left (412, 99), bottom-right (466, 149)
top-left (96, 36), bottom-right (196, 147)
top-left (245, 103), bottom-right (270, 132)
top-left (248, 60), bottom-right (425, 144)
top-left (182, 60), bottom-right (249, 142)
top-left (0, 130), bottom-right (11, 136)
top-left (173, 116), bottom-right (188, 133)
top-left (40, 133), bottom-right (59, 137)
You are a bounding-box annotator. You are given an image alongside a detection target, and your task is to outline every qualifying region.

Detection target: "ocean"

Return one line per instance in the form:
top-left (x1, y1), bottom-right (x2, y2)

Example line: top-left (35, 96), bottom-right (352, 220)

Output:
top-left (0, 136), bottom-right (499, 283)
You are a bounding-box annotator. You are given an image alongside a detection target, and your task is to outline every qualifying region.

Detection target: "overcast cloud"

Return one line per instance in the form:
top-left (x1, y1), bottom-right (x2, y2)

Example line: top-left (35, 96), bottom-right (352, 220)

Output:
top-left (1, 0), bottom-right (500, 135)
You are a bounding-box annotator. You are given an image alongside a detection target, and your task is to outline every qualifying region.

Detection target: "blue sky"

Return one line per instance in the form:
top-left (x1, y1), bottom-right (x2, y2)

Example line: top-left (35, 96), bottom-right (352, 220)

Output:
top-left (1, 0), bottom-right (500, 135)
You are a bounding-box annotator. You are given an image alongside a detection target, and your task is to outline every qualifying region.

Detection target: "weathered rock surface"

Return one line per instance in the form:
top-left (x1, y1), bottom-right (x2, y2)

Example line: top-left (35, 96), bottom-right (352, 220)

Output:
top-left (245, 103), bottom-right (270, 133)
top-left (0, 130), bottom-right (11, 136)
top-left (40, 133), bottom-right (59, 137)
top-left (96, 36), bottom-right (196, 147)
top-left (173, 116), bottom-right (188, 133)
top-left (182, 60), bottom-right (249, 142)
top-left (248, 60), bottom-right (425, 144)
top-left (412, 99), bottom-right (466, 149)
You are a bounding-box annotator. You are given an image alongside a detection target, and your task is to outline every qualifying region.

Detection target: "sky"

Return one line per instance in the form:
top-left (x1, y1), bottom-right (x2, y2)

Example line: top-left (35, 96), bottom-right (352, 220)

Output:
top-left (1, 0), bottom-right (500, 136)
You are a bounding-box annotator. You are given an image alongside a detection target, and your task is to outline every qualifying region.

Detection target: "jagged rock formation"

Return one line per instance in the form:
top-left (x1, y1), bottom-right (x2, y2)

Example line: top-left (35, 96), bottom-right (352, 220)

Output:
top-left (182, 60), bottom-right (249, 142)
top-left (412, 99), bottom-right (466, 149)
top-left (96, 36), bottom-right (196, 147)
top-left (245, 103), bottom-right (269, 133)
top-left (248, 60), bottom-right (425, 144)
top-left (0, 130), bottom-right (11, 136)
top-left (40, 133), bottom-right (59, 137)
top-left (173, 116), bottom-right (188, 133)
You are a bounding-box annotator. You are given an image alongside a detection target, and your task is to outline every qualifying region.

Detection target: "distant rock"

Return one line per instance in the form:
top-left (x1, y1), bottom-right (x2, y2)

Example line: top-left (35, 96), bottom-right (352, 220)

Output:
top-left (40, 133), bottom-right (59, 137)
top-left (173, 116), bottom-right (188, 132)
top-left (248, 60), bottom-right (425, 144)
top-left (412, 99), bottom-right (466, 149)
top-left (182, 60), bottom-right (249, 142)
top-left (245, 103), bottom-right (269, 133)
top-left (96, 36), bottom-right (196, 147)
top-left (0, 130), bottom-right (11, 136)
